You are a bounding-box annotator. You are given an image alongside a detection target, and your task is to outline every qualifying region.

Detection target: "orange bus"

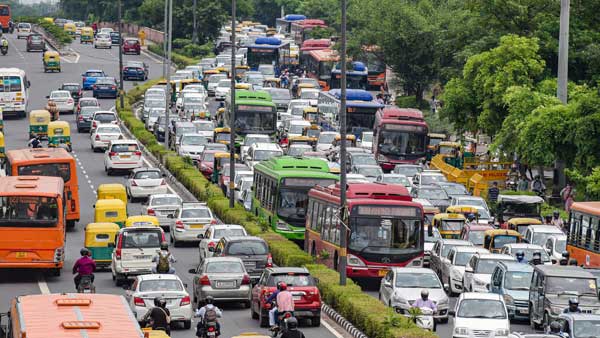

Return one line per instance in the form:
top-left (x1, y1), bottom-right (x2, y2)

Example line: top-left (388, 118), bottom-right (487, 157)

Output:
top-left (305, 49), bottom-right (338, 91)
top-left (3, 294), bottom-right (145, 338)
top-left (6, 148), bottom-right (79, 228)
top-left (567, 202), bottom-right (600, 267)
top-left (0, 176), bottom-right (65, 276)
top-left (0, 5), bottom-right (9, 33)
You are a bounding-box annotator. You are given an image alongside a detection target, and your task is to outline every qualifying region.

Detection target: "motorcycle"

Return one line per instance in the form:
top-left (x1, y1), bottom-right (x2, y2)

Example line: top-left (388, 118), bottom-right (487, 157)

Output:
top-left (270, 311), bottom-right (294, 337)
top-left (0, 40), bottom-right (7, 56)
top-left (203, 322), bottom-right (219, 337)
top-left (412, 307), bottom-right (435, 332)
top-left (77, 275), bottom-right (96, 293)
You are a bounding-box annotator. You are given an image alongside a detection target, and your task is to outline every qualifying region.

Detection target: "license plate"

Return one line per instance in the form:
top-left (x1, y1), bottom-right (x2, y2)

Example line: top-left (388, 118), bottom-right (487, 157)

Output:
top-left (519, 308), bottom-right (529, 315)
top-left (293, 296), bottom-right (301, 301)
top-left (190, 224), bottom-right (205, 229)
top-left (120, 155), bottom-right (130, 159)
top-left (15, 252), bottom-right (27, 258)
top-left (378, 269), bottom-right (388, 277)
top-left (244, 262), bottom-right (256, 269)
top-left (207, 332), bottom-right (215, 337)
top-left (217, 281), bottom-right (235, 288)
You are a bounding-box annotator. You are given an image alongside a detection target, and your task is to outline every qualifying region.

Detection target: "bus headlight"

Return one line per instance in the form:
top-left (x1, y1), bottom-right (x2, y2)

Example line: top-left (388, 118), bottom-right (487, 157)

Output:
top-left (347, 254), bottom-right (366, 267)
top-left (276, 220), bottom-right (291, 231)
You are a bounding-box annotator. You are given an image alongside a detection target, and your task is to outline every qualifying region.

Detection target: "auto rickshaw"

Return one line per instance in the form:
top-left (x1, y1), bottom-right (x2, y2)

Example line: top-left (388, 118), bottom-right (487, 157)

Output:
top-left (505, 217), bottom-right (542, 236)
top-left (179, 78), bottom-right (202, 91)
top-left (84, 222), bottom-right (120, 268)
top-left (43, 51), bottom-right (61, 73)
top-left (432, 213), bottom-right (466, 239)
top-left (80, 27), bottom-right (94, 44)
top-left (29, 110), bottom-right (51, 139)
top-left (235, 83), bottom-right (252, 90)
top-left (125, 215), bottom-right (160, 228)
top-left (446, 205), bottom-right (480, 221)
top-left (288, 136), bottom-right (314, 147)
top-left (483, 229), bottom-right (522, 253)
top-left (234, 65), bottom-right (250, 81)
top-left (427, 133), bottom-right (446, 161)
top-left (97, 183), bottom-right (128, 205)
top-left (296, 83), bottom-right (317, 98)
top-left (302, 107), bottom-right (321, 124)
top-left (47, 121), bottom-right (71, 151)
top-left (94, 199), bottom-right (127, 228)
top-left (437, 141), bottom-right (462, 167)
top-left (211, 152), bottom-right (239, 183)
top-left (202, 70), bottom-right (220, 88)
top-left (332, 134), bottom-right (357, 148)
top-left (63, 22), bottom-right (76, 35)
top-left (496, 194), bottom-right (544, 225)
top-left (213, 127), bottom-right (231, 145)
top-left (142, 328), bottom-right (171, 338)
top-left (263, 77), bottom-right (281, 88)
top-left (302, 125), bottom-right (321, 144)
top-left (42, 17), bottom-right (54, 24)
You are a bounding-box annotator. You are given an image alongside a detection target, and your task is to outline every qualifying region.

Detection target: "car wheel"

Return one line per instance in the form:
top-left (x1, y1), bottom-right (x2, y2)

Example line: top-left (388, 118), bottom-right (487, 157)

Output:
top-left (183, 320), bottom-right (191, 330)
top-left (251, 303), bottom-right (259, 319)
top-left (114, 274), bottom-right (124, 286)
top-left (311, 317), bottom-right (321, 327)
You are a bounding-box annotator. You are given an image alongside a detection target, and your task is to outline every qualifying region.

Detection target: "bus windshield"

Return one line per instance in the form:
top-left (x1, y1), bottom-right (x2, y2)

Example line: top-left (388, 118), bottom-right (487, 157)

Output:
top-left (0, 196), bottom-right (59, 227)
top-left (278, 178), bottom-right (338, 227)
top-left (18, 163), bottom-right (71, 182)
top-left (378, 128), bottom-right (427, 157)
top-left (0, 76), bottom-right (22, 92)
top-left (349, 216), bottom-right (421, 254)
top-left (234, 109), bottom-right (276, 133)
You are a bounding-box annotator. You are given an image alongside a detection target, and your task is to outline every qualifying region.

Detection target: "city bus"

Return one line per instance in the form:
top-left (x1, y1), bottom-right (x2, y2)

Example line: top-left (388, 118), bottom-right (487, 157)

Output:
top-left (300, 39), bottom-right (331, 65)
top-left (373, 107), bottom-right (429, 170)
top-left (0, 4), bottom-right (9, 33)
top-left (6, 148), bottom-right (80, 228)
top-left (223, 90), bottom-right (277, 143)
top-left (0, 68), bottom-right (30, 118)
top-left (567, 202), bottom-right (600, 267)
top-left (252, 156), bottom-right (339, 240)
top-left (361, 45), bottom-right (387, 90)
top-left (0, 176), bottom-right (65, 275)
top-left (305, 182), bottom-right (424, 278)
top-left (317, 89), bottom-right (384, 137)
top-left (275, 14), bottom-right (306, 34)
top-left (305, 49), bottom-right (338, 90)
top-left (291, 19), bottom-right (328, 45)
top-left (330, 61), bottom-right (369, 90)
top-left (246, 37), bottom-right (291, 74)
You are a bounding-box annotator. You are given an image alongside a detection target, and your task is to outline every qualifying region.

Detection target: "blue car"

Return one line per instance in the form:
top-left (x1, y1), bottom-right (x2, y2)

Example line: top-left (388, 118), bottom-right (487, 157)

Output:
top-left (110, 32), bottom-right (121, 45)
top-left (123, 65), bottom-right (147, 81)
top-left (92, 77), bottom-right (118, 99)
top-left (82, 69), bottom-right (106, 90)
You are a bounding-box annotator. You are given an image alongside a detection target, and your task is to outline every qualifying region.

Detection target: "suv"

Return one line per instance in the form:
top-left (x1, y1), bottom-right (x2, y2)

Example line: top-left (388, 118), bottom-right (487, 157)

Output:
top-left (529, 265), bottom-right (600, 329)
top-left (170, 202), bottom-right (215, 246)
top-left (251, 267), bottom-right (321, 327)
top-left (212, 236), bottom-right (271, 282)
top-left (199, 224), bottom-right (248, 261)
top-left (104, 140), bottom-right (143, 175)
top-left (490, 261), bottom-right (534, 321)
top-left (26, 33), bottom-right (46, 52)
top-left (523, 225), bottom-right (566, 247)
top-left (110, 226), bottom-right (165, 285)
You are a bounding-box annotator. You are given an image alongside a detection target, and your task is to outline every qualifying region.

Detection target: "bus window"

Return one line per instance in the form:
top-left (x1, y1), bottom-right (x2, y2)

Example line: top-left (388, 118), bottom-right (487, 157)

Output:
top-left (0, 196), bottom-right (58, 226)
top-left (18, 163), bottom-right (71, 182)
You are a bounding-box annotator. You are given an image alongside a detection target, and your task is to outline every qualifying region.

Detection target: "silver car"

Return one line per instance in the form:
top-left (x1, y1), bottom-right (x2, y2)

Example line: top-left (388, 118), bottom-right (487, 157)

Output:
top-left (144, 194), bottom-right (182, 230)
top-left (199, 224), bottom-right (247, 261)
top-left (189, 256), bottom-right (252, 307)
top-left (170, 202), bottom-right (216, 246)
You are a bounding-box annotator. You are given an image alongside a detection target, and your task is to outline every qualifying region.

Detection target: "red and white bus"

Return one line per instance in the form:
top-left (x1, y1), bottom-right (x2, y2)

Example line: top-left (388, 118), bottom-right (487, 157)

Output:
top-left (305, 49), bottom-right (338, 90)
top-left (300, 39), bottom-right (331, 65)
top-left (291, 19), bottom-right (328, 45)
top-left (305, 182), bottom-right (424, 279)
top-left (373, 107), bottom-right (429, 170)
top-left (362, 45), bottom-right (386, 90)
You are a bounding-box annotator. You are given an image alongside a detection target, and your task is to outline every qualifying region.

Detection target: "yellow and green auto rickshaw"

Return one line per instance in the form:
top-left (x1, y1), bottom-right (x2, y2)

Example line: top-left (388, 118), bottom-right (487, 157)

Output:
top-left (0, 132), bottom-right (5, 168)
top-left (302, 125), bottom-right (321, 145)
top-left (29, 109), bottom-right (51, 139)
top-left (234, 65), bottom-right (250, 81)
top-left (80, 27), bottom-right (94, 44)
top-left (484, 229), bottom-right (523, 253)
top-left (302, 107), bottom-right (321, 124)
top-left (93, 199), bottom-right (127, 228)
top-left (263, 77), bottom-right (281, 88)
top-left (63, 22), bottom-right (76, 36)
top-left (432, 213), bottom-right (466, 239)
top-left (84, 222), bottom-right (120, 268)
top-left (288, 136), bottom-right (314, 147)
top-left (125, 215), bottom-right (160, 228)
top-left (47, 120), bottom-right (71, 151)
top-left (213, 127), bottom-right (231, 146)
top-left (97, 183), bottom-right (128, 206)
top-left (43, 51), bottom-right (61, 73)
top-left (506, 217), bottom-right (542, 236)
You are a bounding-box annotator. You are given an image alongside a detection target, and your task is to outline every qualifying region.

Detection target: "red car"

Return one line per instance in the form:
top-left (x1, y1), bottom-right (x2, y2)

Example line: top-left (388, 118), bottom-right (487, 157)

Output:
top-left (198, 150), bottom-right (220, 179)
top-left (250, 267), bottom-right (321, 328)
top-left (122, 38), bottom-right (141, 55)
top-left (460, 224), bottom-right (494, 247)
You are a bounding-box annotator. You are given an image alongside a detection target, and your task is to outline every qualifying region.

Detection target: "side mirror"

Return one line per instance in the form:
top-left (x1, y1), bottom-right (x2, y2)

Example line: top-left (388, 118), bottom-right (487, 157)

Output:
top-left (197, 234), bottom-right (204, 239)
top-left (465, 266), bottom-right (473, 273)
top-left (162, 173), bottom-right (167, 177)
top-left (188, 268), bottom-right (196, 274)
top-left (183, 283), bottom-right (188, 288)
top-left (208, 247), bottom-right (215, 252)
top-left (383, 280), bottom-right (392, 288)
top-left (45, 95), bottom-right (49, 99)
top-left (552, 259), bottom-right (557, 264)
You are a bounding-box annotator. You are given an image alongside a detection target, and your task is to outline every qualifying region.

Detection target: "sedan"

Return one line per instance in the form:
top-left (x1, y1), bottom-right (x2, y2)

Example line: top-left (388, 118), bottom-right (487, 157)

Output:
top-left (94, 33), bottom-right (112, 49)
top-left (126, 168), bottom-right (168, 201)
top-left (170, 202), bottom-right (216, 246)
top-left (59, 83), bottom-right (82, 103)
top-left (91, 124), bottom-right (122, 152)
top-left (92, 77), bottom-right (118, 99)
top-left (199, 224), bottom-right (247, 261)
top-left (122, 38), bottom-right (141, 54)
top-left (177, 133), bottom-right (209, 162)
top-left (47, 90), bottom-right (74, 113)
top-left (351, 164), bottom-right (383, 182)
top-left (382, 174), bottom-right (413, 192)
top-left (77, 106), bottom-right (101, 133)
top-left (189, 257), bottom-right (252, 307)
top-left (214, 79), bottom-right (231, 100)
top-left (145, 194), bottom-right (182, 230)
top-left (82, 70), bottom-right (107, 90)
top-left (16, 22), bottom-right (32, 39)
top-left (412, 185), bottom-right (450, 212)
top-left (127, 274), bottom-right (193, 329)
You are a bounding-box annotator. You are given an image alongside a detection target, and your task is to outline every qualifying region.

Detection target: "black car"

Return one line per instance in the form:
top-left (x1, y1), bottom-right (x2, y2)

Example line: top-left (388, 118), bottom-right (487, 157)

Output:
top-left (60, 83), bottom-right (82, 103)
top-left (76, 106), bottom-right (101, 132)
top-left (26, 34), bottom-right (46, 52)
top-left (110, 32), bottom-right (121, 45)
top-left (123, 61), bottom-right (149, 81)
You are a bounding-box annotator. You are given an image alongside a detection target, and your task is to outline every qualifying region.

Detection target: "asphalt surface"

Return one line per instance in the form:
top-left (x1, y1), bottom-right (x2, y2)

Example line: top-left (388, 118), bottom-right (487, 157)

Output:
top-left (0, 33), bottom-right (341, 338)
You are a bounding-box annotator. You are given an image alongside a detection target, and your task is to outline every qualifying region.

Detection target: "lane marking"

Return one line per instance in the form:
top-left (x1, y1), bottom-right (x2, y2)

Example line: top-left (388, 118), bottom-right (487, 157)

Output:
top-left (38, 277), bottom-right (50, 294)
top-left (322, 319), bottom-right (345, 338)
top-left (8, 35), bottom-right (26, 59)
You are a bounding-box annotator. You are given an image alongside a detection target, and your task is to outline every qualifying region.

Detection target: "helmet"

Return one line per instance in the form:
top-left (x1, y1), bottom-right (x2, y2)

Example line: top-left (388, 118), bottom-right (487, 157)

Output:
top-left (516, 250), bottom-right (525, 259)
top-left (549, 321), bottom-right (561, 333)
top-left (553, 210), bottom-right (560, 217)
top-left (154, 296), bottom-right (166, 308)
top-left (562, 251), bottom-right (570, 259)
top-left (205, 295), bottom-right (214, 305)
top-left (467, 213), bottom-right (475, 221)
top-left (160, 241), bottom-right (168, 250)
top-left (569, 297), bottom-right (579, 306)
top-left (277, 282), bottom-right (287, 291)
top-left (421, 290), bottom-right (429, 298)
top-left (80, 248), bottom-right (90, 256)
top-left (286, 317), bottom-right (298, 330)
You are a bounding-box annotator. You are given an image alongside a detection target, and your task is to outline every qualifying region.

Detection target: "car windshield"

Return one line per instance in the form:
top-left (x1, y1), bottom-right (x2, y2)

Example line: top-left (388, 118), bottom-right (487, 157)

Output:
top-left (532, 231), bottom-right (562, 246)
top-left (182, 136), bottom-right (208, 145)
top-left (253, 150), bottom-right (282, 161)
top-left (442, 244), bottom-right (464, 257)
top-left (383, 175), bottom-right (410, 186)
top-left (269, 274), bottom-right (315, 286)
top-left (555, 239), bottom-right (567, 253)
top-left (149, 109), bottom-right (164, 117)
top-left (139, 279), bottom-right (183, 292)
top-left (454, 252), bottom-right (478, 266)
top-left (151, 196), bottom-right (182, 206)
top-left (227, 241), bottom-right (268, 255)
top-left (269, 90), bottom-right (291, 100)
top-left (62, 85), bottom-right (79, 91)
top-left (206, 261), bottom-right (245, 273)
top-left (394, 166), bottom-right (421, 177)
top-left (394, 272), bottom-right (441, 288)
top-left (213, 228), bottom-right (245, 238)
top-left (121, 230), bottom-right (161, 248)
top-left (504, 271), bottom-right (533, 290)
top-left (352, 155), bottom-right (377, 166)
top-left (421, 175), bottom-right (447, 185)
top-left (244, 136), bottom-right (270, 146)
top-left (86, 71), bottom-right (104, 77)
top-left (492, 235), bottom-right (519, 248)
top-left (181, 208), bottom-right (211, 218)
top-left (573, 319), bottom-right (600, 338)
top-left (184, 96), bottom-right (204, 104)
top-left (96, 78), bottom-right (116, 85)
top-left (300, 91), bottom-right (319, 100)
top-left (287, 146), bottom-right (311, 156)
top-left (30, 35), bottom-right (42, 41)
top-left (357, 167), bottom-right (383, 178)
top-left (546, 277), bottom-right (597, 295)
top-left (457, 299), bottom-right (507, 319)
top-left (457, 198), bottom-right (487, 209)
top-left (517, 248), bottom-right (550, 262)
top-left (134, 171), bottom-right (161, 179)
top-left (468, 230), bottom-right (486, 245)
top-left (361, 132), bottom-right (373, 142)
top-left (52, 92), bottom-right (70, 98)
top-left (209, 75), bottom-right (226, 83)
top-left (80, 107), bottom-right (100, 116)
top-left (417, 188), bottom-right (448, 200)
top-left (95, 113), bottom-right (116, 122)
top-left (80, 99), bottom-right (98, 107)
top-left (111, 143), bottom-right (138, 152)
top-left (289, 124), bottom-right (308, 134)
top-left (196, 123), bottom-right (214, 131)
top-left (476, 259), bottom-right (509, 274)
top-left (146, 100), bottom-right (164, 108)
top-left (97, 126), bottom-right (121, 134)
top-left (440, 219), bottom-right (464, 231)
top-left (217, 80), bottom-right (230, 88)
top-left (440, 184), bottom-right (468, 196)
top-left (318, 133), bottom-right (337, 144)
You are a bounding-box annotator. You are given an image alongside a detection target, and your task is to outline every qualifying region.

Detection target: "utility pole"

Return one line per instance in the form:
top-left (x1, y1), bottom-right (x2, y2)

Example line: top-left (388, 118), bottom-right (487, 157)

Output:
top-left (229, 0), bottom-right (237, 209)
top-left (164, 0), bottom-right (173, 149)
top-left (192, 0), bottom-right (198, 44)
top-left (163, 0), bottom-right (168, 78)
top-left (338, 0), bottom-right (348, 286)
top-left (118, 0), bottom-right (124, 109)
top-left (557, 0), bottom-right (570, 104)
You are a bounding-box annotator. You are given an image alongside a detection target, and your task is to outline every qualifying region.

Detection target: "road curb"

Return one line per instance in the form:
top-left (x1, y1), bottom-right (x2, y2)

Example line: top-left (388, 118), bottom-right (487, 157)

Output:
top-left (322, 303), bottom-right (369, 338)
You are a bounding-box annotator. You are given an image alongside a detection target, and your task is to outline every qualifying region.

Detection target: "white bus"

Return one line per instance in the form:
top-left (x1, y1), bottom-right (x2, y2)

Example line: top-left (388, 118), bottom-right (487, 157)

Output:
top-left (0, 68), bottom-right (30, 118)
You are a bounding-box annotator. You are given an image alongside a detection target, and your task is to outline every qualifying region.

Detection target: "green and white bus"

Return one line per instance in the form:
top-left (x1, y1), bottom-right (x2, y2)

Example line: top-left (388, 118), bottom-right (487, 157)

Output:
top-left (253, 156), bottom-right (339, 240)
top-left (222, 90), bottom-right (277, 145)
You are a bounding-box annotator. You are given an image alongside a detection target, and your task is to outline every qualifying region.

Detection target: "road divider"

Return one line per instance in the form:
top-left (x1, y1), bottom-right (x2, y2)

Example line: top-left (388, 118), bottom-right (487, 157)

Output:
top-left (116, 81), bottom-right (436, 338)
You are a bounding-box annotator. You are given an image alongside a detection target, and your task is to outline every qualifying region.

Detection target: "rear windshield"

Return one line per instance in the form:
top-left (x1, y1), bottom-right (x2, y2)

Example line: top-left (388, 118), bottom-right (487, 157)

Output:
top-left (134, 171), bottom-right (161, 179)
top-left (226, 241), bottom-right (268, 255)
top-left (62, 85), bottom-right (79, 91)
top-left (139, 279), bottom-right (183, 292)
top-left (121, 230), bottom-right (161, 248)
top-left (151, 196), bottom-right (182, 206)
top-left (206, 261), bottom-right (244, 273)
top-left (268, 274), bottom-right (315, 287)
top-left (181, 208), bottom-right (211, 218)
top-left (86, 71), bottom-right (104, 77)
top-left (214, 228), bottom-right (245, 238)
top-left (18, 163), bottom-right (71, 182)
top-left (80, 99), bottom-right (98, 107)
top-left (111, 143), bottom-right (139, 152)
top-left (95, 113), bottom-right (117, 122)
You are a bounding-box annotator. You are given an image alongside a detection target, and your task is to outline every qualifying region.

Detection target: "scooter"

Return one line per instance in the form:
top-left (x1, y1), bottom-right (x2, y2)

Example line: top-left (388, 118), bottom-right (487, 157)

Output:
top-left (77, 275), bottom-right (96, 293)
top-left (413, 307), bottom-right (435, 332)
top-left (270, 311), bottom-right (294, 337)
top-left (203, 322), bottom-right (219, 338)
top-left (0, 41), bottom-right (7, 56)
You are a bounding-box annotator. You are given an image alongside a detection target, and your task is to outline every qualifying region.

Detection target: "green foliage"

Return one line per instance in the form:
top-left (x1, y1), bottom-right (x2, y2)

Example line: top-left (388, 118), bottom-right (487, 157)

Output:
top-left (307, 26), bottom-right (336, 40)
top-left (148, 44), bottom-right (199, 68)
top-left (39, 21), bottom-right (73, 46)
top-left (567, 167), bottom-right (600, 201)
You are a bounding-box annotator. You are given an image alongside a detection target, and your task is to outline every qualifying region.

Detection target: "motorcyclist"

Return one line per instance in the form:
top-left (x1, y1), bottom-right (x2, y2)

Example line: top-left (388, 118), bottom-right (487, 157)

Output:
top-left (195, 295), bottom-right (222, 337)
top-left (563, 297), bottom-right (581, 313)
top-left (152, 241), bottom-right (176, 274)
top-left (559, 251), bottom-right (570, 266)
top-left (267, 281), bottom-right (285, 329)
top-left (515, 250), bottom-right (527, 263)
top-left (412, 290), bottom-right (437, 313)
top-left (72, 248), bottom-right (96, 289)
top-left (280, 317), bottom-right (306, 338)
top-left (531, 251), bottom-right (543, 265)
top-left (28, 133), bottom-right (42, 148)
top-left (531, 175), bottom-right (546, 196)
top-left (270, 282), bottom-right (295, 330)
top-left (142, 296), bottom-right (171, 335)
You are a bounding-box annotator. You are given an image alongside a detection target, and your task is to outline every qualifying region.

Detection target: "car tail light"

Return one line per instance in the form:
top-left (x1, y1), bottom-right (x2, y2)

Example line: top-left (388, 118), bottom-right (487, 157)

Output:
top-left (115, 233), bottom-right (123, 259)
top-left (78, 115), bottom-right (83, 121)
top-left (95, 134), bottom-right (100, 140)
top-left (112, 85), bottom-right (117, 90)
top-left (161, 232), bottom-right (166, 242)
top-left (266, 253), bottom-right (273, 268)
top-left (284, 312), bottom-right (292, 319)
top-left (241, 274), bottom-right (251, 285)
top-left (67, 98), bottom-right (73, 104)
top-left (175, 220), bottom-right (184, 229)
top-left (108, 151), bottom-right (117, 158)
top-left (92, 85), bottom-right (97, 90)
top-left (207, 241), bottom-right (216, 249)
top-left (131, 180), bottom-right (138, 186)
top-left (147, 208), bottom-right (155, 216)
top-left (160, 179), bottom-right (166, 185)
top-left (200, 275), bottom-right (211, 286)
top-left (210, 219), bottom-right (217, 225)
top-left (134, 151), bottom-right (142, 156)
top-left (133, 297), bottom-right (145, 307)
top-left (180, 296), bottom-right (190, 306)
top-left (92, 121), bottom-right (97, 128)
top-left (83, 76), bottom-right (87, 82)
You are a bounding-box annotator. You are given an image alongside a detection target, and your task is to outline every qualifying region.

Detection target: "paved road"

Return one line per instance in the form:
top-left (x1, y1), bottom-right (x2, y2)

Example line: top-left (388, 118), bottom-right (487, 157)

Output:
top-left (0, 33), bottom-right (341, 338)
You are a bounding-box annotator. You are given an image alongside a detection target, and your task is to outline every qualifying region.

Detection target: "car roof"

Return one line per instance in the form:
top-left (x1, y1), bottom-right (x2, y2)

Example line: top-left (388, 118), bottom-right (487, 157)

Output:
top-left (132, 167), bottom-right (160, 173)
top-left (150, 194), bottom-right (180, 200)
top-left (497, 261), bottom-right (534, 272)
top-left (203, 256), bottom-right (244, 263)
top-left (477, 253), bottom-right (515, 261)
top-left (527, 224), bottom-right (564, 233)
top-left (137, 273), bottom-right (181, 281)
top-left (560, 313), bottom-right (600, 320)
top-left (459, 292), bottom-right (503, 301)
top-left (250, 143), bottom-right (281, 150)
top-left (439, 239), bottom-right (472, 245)
top-left (452, 246), bottom-right (489, 253)
top-left (265, 267), bottom-right (309, 274)
top-left (62, 82), bottom-right (79, 86)
top-left (503, 243), bottom-right (544, 250)
top-left (109, 139), bottom-right (136, 145)
top-left (210, 224), bottom-right (244, 229)
top-left (533, 265), bottom-right (594, 278)
top-left (392, 267), bottom-right (435, 274)
top-left (223, 236), bottom-right (265, 242)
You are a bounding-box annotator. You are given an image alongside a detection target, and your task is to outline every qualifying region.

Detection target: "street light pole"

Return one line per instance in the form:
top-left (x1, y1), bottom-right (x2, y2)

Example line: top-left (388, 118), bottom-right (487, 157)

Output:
top-left (229, 0), bottom-right (237, 209)
top-left (192, 0), bottom-right (198, 44)
top-left (118, 0), bottom-right (124, 109)
top-left (164, 0), bottom-right (173, 149)
top-left (163, 0), bottom-right (168, 78)
top-left (557, 0), bottom-right (570, 104)
top-left (338, 0), bottom-right (348, 286)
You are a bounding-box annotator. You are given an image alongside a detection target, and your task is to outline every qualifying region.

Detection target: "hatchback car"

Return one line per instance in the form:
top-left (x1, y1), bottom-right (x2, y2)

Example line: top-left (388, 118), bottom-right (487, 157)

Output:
top-left (82, 69), bottom-right (107, 90)
top-left (214, 79), bottom-right (231, 100)
top-left (77, 106), bottom-right (101, 132)
top-left (111, 226), bottom-right (165, 285)
top-left (463, 253), bottom-right (516, 293)
top-left (122, 38), bottom-right (141, 54)
top-left (443, 246), bottom-right (490, 295)
top-left (240, 134), bottom-right (272, 159)
top-left (382, 174), bottom-right (412, 191)
top-left (212, 236), bottom-right (271, 282)
top-left (91, 124), bottom-right (122, 151)
top-left (47, 90), bottom-right (74, 113)
top-left (104, 140), bottom-right (143, 175)
top-left (393, 164), bottom-right (423, 181)
top-left (123, 63), bottom-right (147, 81)
top-left (145, 194), bottom-right (182, 230)
top-left (127, 274), bottom-right (193, 329)
top-left (251, 267), bottom-right (321, 327)
top-left (90, 110), bottom-right (118, 134)
top-left (110, 31), bottom-right (121, 45)
top-left (412, 185), bottom-right (450, 212)
top-left (16, 22), bottom-right (32, 39)
top-left (413, 171), bottom-right (447, 187)
top-left (189, 256), bottom-right (251, 308)
top-left (26, 33), bottom-right (45, 52)
top-left (199, 224), bottom-right (247, 261)
top-left (207, 74), bottom-right (227, 96)
top-left (436, 182), bottom-right (469, 198)
top-left (145, 107), bottom-right (166, 132)
top-left (126, 168), bottom-right (167, 201)
top-left (500, 243), bottom-right (552, 264)
top-left (351, 164), bottom-right (383, 182)
top-left (177, 134), bottom-right (209, 162)
top-left (77, 97), bottom-right (100, 113)
top-left (94, 33), bottom-right (112, 48)
top-left (490, 261), bottom-right (534, 321)
top-left (92, 77), bottom-right (118, 99)
top-left (245, 143), bottom-right (283, 168)
top-left (170, 202), bottom-right (216, 246)
top-left (452, 293), bottom-right (509, 338)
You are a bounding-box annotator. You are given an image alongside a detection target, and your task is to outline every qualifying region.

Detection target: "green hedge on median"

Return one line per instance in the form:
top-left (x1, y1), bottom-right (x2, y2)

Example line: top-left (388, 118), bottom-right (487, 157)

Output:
top-left (38, 21), bottom-right (73, 46)
top-left (117, 82), bottom-right (437, 338)
top-left (147, 44), bottom-right (199, 68)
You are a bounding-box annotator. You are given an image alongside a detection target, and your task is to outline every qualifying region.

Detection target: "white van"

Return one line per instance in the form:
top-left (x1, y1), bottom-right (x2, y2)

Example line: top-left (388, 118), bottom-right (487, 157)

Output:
top-left (0, 68), bottom-right (30, 118)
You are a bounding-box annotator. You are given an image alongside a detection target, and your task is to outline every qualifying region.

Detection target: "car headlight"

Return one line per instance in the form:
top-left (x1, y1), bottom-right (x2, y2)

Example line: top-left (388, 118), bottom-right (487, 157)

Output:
top-left (347, 254), bottom-right (366, 267)
top-left (275, 220), bottom-right (291, 231)
top-left (454, 327), bottom-right (468, 335)
top-left (158, 127), bottom-right (165, 132)
top-left (503, 294), bottom-right (514, 305)
top-left (495, 328), bottom-right (509, 336)
top-left (474, 279), bottom-right (486, 286)
top-left (377, 154), bottom-right (386, 161)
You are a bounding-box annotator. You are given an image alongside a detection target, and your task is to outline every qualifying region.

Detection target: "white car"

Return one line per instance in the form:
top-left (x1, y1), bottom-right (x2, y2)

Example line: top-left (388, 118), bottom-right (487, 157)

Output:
top-left (450, 196), bottom-right (490, 213)
top-left (91, 124), bottom-right (122, 151)
top-left (358, 131), bottom-right (373, 150)
top-left (47, 90), bottom-right (74, 113)
top-left (111, 226), bottom-right (165, 285)
top-left (198, 224), bottom-right (248, 261)
top-left (99, 27), bottom-right (114, 34)
top-left (286, 144), bottom-right (313, 157)
top-left (444, 246), bottom-right (490, 295)
top-left (244, 142), bottom-right (283, 168)
top-left (429, 239), bottom-right (474, 279)
top-left (452, 293), bottom-right (510, 338)
top-left (214, 79), bottom-right (231, 100)
top-left (316, 131), bottom-right (339, 152)
top-left (287, 119), bottom-right (311, 138)
top-left (145, 194), bottom-right (182, 230)
top-left (240, 134), bottom-right (271, 160)
top-left (207, 74), bottom-right (227, 96)
top-left (463, 253), bottom-right (516, 293)
top-left (171, 203), bottom-right (216, 246)
top-left (226, 170), bottom-right (253, 198)
top-left (104, 140), bottom-right (143, 175)
top-left (234, 176), bottom-right (253, 204)
top-left (382, 174), bottom-right (413, 192)
top-left (94, 33), bottom-right (112, 49)
top-left (346, 173), bottom-right (370, 183)
top-left (523, 224), bottom-right (566, 247)
top-left (177, 133), bottom-right (209, 162)
top-left (192, 120), bottom-right (215, 139)
top-left (90, 110), bottom-right (119, 133)
top-left (413, 171), bottom-right (448, 187)
top-left (16, 23), bottom-right (32, 39)
top-left (544, 235), bottom-right (567, 262)
top-left (181, 93), bottom-right (207, 118)
top-left (126, 168), bottom-right (168, 201)
top-left (299, 88), bottom-right (319, 106)
top-left (500, 243), bottom-right (552, 265)
top-left (127, 274), bottom-right (193, 329)
top-left (145, 107), bottom-right (165, 132)
top-left (286, 99), bottom-right (310, 116)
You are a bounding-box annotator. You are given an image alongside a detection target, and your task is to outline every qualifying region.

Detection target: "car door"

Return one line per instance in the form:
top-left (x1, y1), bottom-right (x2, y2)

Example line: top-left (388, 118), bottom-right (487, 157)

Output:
top-left (191, 262), bottom-right (203, 300)
top-left (251, 271), bottom-right (268, 310)
top-left (463, 256), bottom-right (476, 291)
top-left (430, 241), bottom-right (441, 275)
top-left (535, 273), bottom-right (545, 321)
top-left (379, 270), bottom-right (393, 304)
top-left (199, 228), bottom-right (211, 259)
top-left (442, 249), bottom-right (455, 283)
